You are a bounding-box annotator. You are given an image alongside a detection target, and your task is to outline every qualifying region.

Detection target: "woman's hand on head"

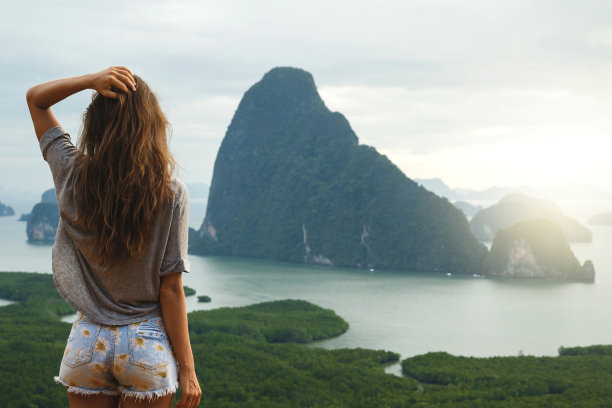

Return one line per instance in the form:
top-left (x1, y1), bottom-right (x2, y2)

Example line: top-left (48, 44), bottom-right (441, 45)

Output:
top-left (27, 67), bottom-right (136, 140)
top-left (89, 66), bottom-right (137, 99)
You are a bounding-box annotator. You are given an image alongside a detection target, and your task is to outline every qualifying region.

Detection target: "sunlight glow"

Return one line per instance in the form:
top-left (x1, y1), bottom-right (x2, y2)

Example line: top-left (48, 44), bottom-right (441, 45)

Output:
top-left (320, 85), bottom-right (612, 190)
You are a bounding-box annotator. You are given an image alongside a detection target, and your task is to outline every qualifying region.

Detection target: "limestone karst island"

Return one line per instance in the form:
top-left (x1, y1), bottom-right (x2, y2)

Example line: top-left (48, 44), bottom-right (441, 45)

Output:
top-left (188, 67), bottom-right (594, 281)
top-left (189, 67), bottom-right (487, 275)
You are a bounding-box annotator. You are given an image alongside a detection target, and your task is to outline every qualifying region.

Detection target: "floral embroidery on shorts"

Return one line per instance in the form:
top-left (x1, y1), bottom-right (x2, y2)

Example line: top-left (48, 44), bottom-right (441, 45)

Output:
top-left (55, 313), bottom-right (178, 398)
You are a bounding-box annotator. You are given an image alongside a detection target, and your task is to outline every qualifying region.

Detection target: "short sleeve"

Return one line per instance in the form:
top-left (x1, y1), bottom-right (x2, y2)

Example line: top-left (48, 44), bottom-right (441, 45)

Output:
top-left (39, 126), bottom-right (79, 202)
top-left (159, 179), bottom-right (191, 276)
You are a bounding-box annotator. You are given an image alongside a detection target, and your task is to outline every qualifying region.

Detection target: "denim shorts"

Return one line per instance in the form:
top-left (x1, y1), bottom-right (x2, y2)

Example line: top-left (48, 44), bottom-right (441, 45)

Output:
top-left (55, 312), bottom-right (179, 400)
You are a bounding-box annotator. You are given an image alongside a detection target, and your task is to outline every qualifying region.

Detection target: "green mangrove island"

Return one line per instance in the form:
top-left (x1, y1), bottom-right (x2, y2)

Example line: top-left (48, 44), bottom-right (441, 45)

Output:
top-left (2, 272), bottom-right (612, 407)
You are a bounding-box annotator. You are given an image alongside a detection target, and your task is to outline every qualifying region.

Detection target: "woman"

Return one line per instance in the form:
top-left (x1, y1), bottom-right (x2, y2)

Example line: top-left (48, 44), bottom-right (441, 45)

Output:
top-left (26, 67), bottom-right (202, 408)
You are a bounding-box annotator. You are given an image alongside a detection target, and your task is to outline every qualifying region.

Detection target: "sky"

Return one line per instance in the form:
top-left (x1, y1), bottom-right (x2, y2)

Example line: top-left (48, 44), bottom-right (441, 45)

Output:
top-left (2, 0), bottom-right (612, 197)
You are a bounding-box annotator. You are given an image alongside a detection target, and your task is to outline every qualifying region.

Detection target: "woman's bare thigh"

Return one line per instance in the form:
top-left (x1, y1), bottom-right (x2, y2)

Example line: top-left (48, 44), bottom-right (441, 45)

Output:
top-left (120, 394), bottom-right (174, 408)
top-left (67, 392), bottom-right (119, 408)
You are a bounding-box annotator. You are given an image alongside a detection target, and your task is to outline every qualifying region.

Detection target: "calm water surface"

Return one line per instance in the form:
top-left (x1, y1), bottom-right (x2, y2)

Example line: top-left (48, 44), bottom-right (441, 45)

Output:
top-left (2, 212), bottom-right (612, 364)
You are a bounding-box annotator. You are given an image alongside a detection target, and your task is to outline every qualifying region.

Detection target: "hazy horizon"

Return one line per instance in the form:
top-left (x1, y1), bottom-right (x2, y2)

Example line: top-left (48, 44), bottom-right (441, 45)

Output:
top-left (3, 1), bottom-right (612, 194)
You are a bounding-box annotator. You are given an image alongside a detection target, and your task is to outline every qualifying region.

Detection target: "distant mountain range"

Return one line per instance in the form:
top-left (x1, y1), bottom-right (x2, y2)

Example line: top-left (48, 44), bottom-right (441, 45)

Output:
top-left (415, 178), bottom-right (612, 203)
top-left (0, 187), bottom-right (40, 215)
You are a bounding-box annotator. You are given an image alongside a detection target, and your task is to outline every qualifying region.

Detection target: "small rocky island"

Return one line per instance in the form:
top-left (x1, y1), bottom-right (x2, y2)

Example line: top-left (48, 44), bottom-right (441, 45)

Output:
top-left (26, 189), bottom-right (59, 243)
top-left (470, 194), bottom-right (592, 243)
top-left (0, 201), bottom-right (15, 217)
top-left (486, 219), bottom-right (595, 281)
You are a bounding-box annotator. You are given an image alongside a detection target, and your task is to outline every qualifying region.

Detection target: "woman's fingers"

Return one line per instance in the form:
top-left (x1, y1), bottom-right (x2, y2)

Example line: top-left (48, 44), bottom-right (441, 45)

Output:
top-left (113, 69), bottom-right (136, 91)
top-left (190, 394), bottom-right (201, 408)
top-left (92, 66), bottom-right (136, 97)
top-left (176, 387), bottom-right (202, 408)
top-left (110, 76), bottom-right (131, 94)
top-left (98, 88), bottom-right (120, 99)
top-left (176, 370), bottom-right (202, 407)
top-left (108, 69), bottom-right (135, 93)
top-left (176, 394), bottom-right (199, 408)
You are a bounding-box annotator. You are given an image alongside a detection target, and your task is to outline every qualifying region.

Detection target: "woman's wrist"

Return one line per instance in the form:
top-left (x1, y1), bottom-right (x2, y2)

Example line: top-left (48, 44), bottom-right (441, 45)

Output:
top-left (179, 363), bottom-right (196, 373)
top-left (79, 73), bottom-right (96, 91)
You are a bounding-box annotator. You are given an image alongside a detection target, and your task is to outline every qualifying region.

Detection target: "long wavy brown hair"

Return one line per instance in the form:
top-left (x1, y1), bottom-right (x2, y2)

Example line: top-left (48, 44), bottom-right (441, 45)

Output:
top-left (74, 75), bottom-right (176, 268)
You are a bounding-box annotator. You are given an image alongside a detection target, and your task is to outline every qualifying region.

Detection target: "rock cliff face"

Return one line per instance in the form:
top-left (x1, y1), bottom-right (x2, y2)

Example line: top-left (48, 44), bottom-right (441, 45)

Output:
top-left (0, 201), bottom-right (15, 217)
top-left (191, 67), bottom-right (487, 274)
top-left (26, 189), bottom-right (58, 243)
top-left (486, 219), bottom-right (594, 281)
top-left (470, 194), bottom-right (592, 242)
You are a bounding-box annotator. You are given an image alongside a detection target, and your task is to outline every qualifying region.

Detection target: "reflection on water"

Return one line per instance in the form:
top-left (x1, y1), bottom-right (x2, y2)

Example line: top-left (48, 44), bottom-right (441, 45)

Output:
top-left (184, 251), bottom-right (612, 359)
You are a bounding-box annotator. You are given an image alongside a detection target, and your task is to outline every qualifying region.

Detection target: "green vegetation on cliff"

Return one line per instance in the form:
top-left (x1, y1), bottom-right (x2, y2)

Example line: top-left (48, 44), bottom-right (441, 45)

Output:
top-left (191, 67), bottom-right (486, 274)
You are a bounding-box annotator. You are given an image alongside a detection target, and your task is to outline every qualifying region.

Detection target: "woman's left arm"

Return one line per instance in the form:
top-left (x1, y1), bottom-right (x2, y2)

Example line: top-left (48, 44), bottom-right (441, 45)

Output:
top-left (26, 67), bottom-right (137, 140)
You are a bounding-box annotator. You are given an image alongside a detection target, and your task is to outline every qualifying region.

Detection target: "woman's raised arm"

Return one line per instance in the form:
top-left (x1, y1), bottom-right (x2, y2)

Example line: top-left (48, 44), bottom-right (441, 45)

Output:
top-left (26, 66), bottom-right (136, 140)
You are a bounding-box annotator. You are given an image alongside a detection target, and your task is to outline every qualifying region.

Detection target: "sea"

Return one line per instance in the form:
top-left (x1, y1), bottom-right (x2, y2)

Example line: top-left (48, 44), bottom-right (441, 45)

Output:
top-left (2, 198), bottom-right (612, 375)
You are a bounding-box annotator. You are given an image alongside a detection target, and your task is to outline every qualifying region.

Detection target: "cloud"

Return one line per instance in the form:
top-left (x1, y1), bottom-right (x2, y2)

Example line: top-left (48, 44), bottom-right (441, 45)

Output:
top-left (2, 0), bottom-right (612, 193)
top-left (320, 84), bottom-right (612, 147)
top-left (386, 133), bottom-right (612, 190)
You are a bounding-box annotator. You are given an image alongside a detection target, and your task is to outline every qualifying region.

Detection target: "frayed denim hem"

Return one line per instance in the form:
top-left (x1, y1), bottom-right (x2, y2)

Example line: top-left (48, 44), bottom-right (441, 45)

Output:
top-left (55, 376), bottom-right (120, 397)
top-left (120, 382), bottom-right (179, 401)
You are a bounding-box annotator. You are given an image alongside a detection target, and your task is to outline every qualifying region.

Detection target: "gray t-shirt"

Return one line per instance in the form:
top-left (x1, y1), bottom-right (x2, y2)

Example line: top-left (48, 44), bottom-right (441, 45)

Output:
top-left (40, 126), bottom-right (190, 325)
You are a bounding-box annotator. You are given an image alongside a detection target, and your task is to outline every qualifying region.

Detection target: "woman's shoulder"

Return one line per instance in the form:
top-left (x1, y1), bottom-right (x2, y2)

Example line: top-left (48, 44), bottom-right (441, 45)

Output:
top-left (171, 178), bottom-right (189, 203)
